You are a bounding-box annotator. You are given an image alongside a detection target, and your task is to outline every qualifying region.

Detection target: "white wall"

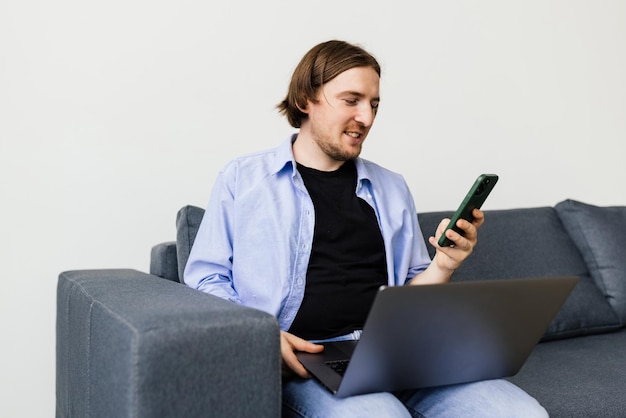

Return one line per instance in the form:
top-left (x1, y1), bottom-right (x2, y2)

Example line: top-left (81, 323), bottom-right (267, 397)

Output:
top-left (1, 0), bottom-right (625, 415)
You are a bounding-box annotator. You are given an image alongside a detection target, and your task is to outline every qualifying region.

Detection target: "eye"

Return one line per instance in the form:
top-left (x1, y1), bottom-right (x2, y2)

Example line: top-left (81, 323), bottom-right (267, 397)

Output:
top-left (344, 98), bottom-right (358, 106)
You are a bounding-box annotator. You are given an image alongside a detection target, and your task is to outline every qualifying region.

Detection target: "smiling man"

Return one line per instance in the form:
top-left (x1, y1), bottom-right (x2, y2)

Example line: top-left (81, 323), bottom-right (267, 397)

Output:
top-left (184, 40), bottom-right (547, 417)
top-left (290, 65), bottom-right (379, 169)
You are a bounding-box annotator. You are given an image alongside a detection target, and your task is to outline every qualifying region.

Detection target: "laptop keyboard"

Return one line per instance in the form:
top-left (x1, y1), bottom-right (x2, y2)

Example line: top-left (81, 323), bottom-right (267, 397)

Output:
top-left (326, 360), bottom-right (350, 376)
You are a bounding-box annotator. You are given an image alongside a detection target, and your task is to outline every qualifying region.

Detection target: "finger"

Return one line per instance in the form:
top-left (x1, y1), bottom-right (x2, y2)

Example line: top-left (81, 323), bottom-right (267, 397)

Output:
top-left (437, 218), bottom-right (451, 234)
top-left (452, 234), bottom-right (473, 252)
top-left (283, 332), bottom-right (324, 354)
top-left (433, 218), bottom-right (451, 242)
top-left (280, 332), bottom-right (323, 378)
top-left (455, 218), bottom-right (477, 238)
top-left (471, 208), bottom-right (485, 228)
top-left (434, 225), bottom-right (473, 253)
top-left (428, 235), bottom-right (442, 249)
top-left (281, 346), bottom-right (310, 378)
top-left (445, 229), bottom-right (472, 251)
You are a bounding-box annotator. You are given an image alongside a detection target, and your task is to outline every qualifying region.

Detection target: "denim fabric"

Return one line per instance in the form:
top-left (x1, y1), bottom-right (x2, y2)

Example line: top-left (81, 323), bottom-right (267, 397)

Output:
top-left (283, 332), bottom-right (547, 417)
top-left (283, 378), bottom-right (411, 418)
top-left (282, 378), bottom-right (548, 418)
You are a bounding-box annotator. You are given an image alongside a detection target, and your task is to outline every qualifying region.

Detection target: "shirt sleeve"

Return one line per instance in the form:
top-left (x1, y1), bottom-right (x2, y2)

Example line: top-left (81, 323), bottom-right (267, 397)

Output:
top-left (404, 190), bottom-right (432, 283)
top-left (183, 167), bottom-right (242, 303)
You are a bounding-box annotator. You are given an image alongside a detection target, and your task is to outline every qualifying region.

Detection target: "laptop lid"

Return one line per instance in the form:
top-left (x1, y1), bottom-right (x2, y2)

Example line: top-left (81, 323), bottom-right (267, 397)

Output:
top-left (296, 276), bottom-right (578, 397)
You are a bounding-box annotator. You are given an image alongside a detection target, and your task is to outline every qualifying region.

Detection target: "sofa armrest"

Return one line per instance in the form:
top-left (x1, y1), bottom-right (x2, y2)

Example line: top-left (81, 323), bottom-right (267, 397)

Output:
top-left (56, 269), bottom-right (281, 418)
top-left (150, 241), bottom-right (179, 282)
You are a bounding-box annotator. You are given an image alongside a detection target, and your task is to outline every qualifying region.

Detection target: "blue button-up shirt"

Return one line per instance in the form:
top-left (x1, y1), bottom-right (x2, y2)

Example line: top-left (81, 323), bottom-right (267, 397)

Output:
top-left (184, 135), bottom-right (432, 331)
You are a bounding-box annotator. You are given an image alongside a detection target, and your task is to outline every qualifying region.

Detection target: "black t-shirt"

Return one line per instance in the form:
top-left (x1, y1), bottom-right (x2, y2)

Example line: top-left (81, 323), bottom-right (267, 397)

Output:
top-left (289, 160), bottom-right (388, 340)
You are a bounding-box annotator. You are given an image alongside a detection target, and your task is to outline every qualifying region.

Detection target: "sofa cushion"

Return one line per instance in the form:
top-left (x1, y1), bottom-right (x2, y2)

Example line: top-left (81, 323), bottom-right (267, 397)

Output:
top-left (509, 328), bottom-right (626, 417)
top-left (545, 273), bottom-right (621, 341)
top-left (418, 207), bottom-right (621, 340)
top-left (176, 205), bottom-right (205, 283)
top-left (149, 242), bottom-right (179, 282)
top-left (555, 199), bottom-right (626, 324)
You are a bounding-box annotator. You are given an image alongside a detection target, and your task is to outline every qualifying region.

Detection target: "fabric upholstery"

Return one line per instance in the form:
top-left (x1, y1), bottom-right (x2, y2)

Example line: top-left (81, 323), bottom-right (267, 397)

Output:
top-left (555, 199), bottom-right (626, 323)
top-left (176, 205), bottom-right (205, 282)
top-left (418, 207), bottom-right (621, 340)
top-left (509, 329), bottom-right (626, 418)
top-left (150, 241), bottom-right (179, 281)
top-left (59, 201), bottom-right (626, 418)
top-left (56, 269), bottom-right (281, 418)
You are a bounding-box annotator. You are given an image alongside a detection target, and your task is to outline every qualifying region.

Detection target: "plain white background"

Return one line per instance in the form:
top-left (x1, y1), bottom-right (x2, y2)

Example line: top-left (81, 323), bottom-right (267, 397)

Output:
top-left (1, 0), bottom-right (625, 415)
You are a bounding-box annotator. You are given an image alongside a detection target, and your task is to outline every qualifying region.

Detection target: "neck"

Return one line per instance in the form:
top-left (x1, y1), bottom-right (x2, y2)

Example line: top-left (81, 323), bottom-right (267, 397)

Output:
top-left (292, 133), bottom-right (345, 172)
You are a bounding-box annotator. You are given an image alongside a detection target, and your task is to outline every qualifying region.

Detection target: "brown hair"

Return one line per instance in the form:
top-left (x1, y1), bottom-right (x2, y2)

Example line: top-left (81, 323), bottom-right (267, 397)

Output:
top-left (277, 40), bottom-right (381, 128)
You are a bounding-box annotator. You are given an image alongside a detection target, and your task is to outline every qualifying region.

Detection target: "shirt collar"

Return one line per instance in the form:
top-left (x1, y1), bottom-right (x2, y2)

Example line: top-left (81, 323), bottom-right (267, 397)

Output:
top-left (354, 157), bottom-right (372, 184)
top-left (271, 134), bottom-right (299, 176)
top-left (272, 133), bottom-right (372, 185)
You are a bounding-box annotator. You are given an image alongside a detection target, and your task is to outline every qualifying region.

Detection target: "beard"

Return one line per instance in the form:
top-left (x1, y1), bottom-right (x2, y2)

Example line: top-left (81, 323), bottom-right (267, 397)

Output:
top-left (313, 137), bottom-right (362, 161)
top-left (310, 124), bottom-right (365, 162)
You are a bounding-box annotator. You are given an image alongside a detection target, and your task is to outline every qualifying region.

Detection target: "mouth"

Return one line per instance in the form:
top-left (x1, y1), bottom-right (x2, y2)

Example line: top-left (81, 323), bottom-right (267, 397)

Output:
top-left (344, 130), bottom-right (364, 141)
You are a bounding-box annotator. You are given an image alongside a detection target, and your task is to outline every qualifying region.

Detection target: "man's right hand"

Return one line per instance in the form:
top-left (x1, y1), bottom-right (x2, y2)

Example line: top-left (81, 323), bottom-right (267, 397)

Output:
top-left (280, 331), bottom-right (324, 378)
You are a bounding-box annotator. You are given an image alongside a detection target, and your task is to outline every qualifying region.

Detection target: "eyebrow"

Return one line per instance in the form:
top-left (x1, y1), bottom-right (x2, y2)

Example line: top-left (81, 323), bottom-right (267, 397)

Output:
top-left (340, 91), bottom-right (380, 102)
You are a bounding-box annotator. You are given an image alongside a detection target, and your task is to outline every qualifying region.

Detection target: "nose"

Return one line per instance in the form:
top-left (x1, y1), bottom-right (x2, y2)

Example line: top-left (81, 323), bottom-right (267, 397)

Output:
top-left (354, 103), bottom-right (376, 127)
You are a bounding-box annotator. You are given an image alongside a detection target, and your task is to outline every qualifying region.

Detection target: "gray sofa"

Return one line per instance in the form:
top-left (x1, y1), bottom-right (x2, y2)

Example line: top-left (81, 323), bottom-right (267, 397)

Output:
top-left (56, 199), bottom-right (626, 417)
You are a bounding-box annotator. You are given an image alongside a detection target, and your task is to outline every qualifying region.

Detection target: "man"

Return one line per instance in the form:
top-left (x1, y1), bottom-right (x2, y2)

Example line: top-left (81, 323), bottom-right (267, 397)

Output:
top-left (185, 40), bottom-right (547, 417)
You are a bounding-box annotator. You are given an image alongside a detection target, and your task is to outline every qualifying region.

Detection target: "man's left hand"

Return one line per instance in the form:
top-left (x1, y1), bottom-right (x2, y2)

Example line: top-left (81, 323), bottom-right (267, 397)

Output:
top-left (428, 208), bottom-right (485, 273)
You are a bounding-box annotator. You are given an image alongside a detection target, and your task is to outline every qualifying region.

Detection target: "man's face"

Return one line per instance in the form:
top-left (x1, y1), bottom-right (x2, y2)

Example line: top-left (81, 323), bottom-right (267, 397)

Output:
top-left (302, 66), bottom-right (380, 163)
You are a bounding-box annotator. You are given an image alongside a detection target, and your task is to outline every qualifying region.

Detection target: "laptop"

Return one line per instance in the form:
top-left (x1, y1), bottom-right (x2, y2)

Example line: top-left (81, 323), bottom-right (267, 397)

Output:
top-left (295, 276), bottom-right (578, 398)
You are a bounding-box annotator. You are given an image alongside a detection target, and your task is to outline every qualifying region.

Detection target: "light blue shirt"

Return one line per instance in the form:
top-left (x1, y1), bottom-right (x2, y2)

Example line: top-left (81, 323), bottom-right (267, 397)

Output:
top-left (184, 135), bottom-right (432, 331)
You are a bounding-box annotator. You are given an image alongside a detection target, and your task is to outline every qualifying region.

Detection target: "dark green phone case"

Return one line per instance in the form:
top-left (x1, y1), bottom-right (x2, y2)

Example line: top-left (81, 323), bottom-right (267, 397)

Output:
top-left (438, 174), bottom-right (499, 247)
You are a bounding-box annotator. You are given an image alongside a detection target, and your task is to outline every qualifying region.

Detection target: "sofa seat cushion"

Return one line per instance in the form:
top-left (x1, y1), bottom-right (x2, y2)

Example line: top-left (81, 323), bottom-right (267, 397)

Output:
top-left (509, 329), bottom-right (626, 417)
top-left (418, 207), bottom-right (621, 340)
top-left (555, 199), bottom-right (626, 324)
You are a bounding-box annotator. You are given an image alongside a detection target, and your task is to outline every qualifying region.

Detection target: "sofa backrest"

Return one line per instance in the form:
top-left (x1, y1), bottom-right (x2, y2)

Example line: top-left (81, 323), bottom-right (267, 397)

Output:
top-left (419, 201), bottom-right (626, 340)
top-left (419, 206), bottom-right (588, 280)
top-left (175, 205), bottom-right (205, 282)
top-left (160, 200), bottom-right (626, 341)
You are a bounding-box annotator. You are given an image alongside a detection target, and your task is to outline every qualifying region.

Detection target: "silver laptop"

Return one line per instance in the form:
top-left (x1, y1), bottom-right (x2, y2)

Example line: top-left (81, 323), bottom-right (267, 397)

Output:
top-left (295, 276), bottom-right (578, 398)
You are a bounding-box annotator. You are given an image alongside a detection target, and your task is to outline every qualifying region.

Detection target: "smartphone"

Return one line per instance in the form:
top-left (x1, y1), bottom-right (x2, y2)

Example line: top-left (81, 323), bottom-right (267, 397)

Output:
top-left (437, 174), bottom-right (499, 247)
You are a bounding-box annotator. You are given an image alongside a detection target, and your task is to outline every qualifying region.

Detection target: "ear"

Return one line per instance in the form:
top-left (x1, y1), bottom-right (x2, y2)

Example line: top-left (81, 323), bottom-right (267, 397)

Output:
top-left (296, 98), bottom-right (309, 115)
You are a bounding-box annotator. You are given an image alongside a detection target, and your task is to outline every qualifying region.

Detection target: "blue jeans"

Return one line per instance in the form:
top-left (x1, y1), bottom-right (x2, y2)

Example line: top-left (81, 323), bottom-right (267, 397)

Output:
top-left (283, 332), bottom-right (548, 418)
top-left (282, 378), bottom-right (548, 418)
